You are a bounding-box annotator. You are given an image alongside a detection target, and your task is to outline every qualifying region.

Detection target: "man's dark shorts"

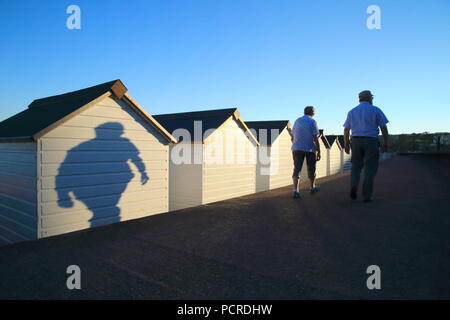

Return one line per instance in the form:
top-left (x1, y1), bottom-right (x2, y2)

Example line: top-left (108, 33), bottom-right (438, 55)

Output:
top-left (292, 150), bottom-right (316, 180)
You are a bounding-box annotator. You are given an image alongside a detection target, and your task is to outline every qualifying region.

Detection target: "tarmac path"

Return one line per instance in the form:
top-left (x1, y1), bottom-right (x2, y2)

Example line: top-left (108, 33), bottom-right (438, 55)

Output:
top-left (0, 154), bottom-right (449, 299)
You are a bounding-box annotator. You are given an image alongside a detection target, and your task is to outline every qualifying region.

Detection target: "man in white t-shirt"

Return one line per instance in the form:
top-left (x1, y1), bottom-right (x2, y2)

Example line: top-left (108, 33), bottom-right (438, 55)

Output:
top-left (291, 106), bottom-right (321, 198)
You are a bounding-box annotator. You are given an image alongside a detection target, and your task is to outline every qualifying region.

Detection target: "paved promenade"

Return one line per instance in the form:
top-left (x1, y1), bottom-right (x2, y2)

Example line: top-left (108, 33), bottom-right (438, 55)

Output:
top-left (0, 155), bottom-right (449, 299)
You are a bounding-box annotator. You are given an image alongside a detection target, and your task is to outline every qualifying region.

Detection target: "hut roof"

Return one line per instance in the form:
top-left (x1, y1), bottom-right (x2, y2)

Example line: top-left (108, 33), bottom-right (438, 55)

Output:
top-left (0, 80), bottom-right (175, 143)
top-left (245, 120), bottom-right (291, 146)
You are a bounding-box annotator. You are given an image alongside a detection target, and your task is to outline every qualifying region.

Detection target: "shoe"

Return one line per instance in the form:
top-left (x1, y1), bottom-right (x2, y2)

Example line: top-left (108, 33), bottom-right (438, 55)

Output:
top-left (350, 187), bottom-right (357, 200)
top-left (310, 186), bottom-right (320, 194)
top-left (292, 191), bottom-right (300, 199)
top-left (363, 197), bottom-right (373, 203)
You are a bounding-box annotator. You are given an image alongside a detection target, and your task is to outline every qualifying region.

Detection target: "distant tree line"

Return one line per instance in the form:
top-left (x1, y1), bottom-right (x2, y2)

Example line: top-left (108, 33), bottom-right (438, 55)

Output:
top-left (388, 132), bottom-right (450, 153)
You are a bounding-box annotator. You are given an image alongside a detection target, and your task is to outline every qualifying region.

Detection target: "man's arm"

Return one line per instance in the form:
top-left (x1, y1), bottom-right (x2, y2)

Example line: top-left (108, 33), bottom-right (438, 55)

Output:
top-left (56, 154), bottom-right (75, 208)
top-left (310, 120), bottom-right (321, 161)
top-left (128, 144), bottom-right (149, 185)
top-left (313, 135), bottom-right (321, 161)
top-left (380, 125), bottom-right (389, 153)
top-left (343, 128), bottom-right (351, 154)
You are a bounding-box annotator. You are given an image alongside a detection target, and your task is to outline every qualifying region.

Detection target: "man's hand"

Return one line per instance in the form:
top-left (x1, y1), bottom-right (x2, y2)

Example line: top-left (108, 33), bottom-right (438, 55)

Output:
top-left (344, 144), bottom-right (351, 154)
top-left (380, 143), bottom-right (388, 153)
top-left (141, 172), bottom-right (149, 185)
top-left (316, 151), bottom-right (321, 161)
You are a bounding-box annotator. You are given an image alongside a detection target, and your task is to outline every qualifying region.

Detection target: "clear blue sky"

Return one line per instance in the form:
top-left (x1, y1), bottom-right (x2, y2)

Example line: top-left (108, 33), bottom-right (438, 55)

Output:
top-left (0, 0), bottom-right (449, 134)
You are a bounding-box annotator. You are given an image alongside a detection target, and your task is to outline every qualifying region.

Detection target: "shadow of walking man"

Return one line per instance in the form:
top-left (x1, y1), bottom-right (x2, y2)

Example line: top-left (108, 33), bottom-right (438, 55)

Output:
top-left (56, 122), bottom-right (149, 227)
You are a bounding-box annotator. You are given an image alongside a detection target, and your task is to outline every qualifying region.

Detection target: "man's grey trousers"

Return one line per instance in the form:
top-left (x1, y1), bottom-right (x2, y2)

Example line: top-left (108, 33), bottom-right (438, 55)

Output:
top-left (350, 137), bottom-right (380, 199)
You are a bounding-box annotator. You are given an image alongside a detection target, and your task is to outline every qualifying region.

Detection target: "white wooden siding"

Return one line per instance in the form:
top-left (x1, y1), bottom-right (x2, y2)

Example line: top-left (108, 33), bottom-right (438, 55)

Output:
top-left (202, 119), bottom-right (257, 204)
top-left (168, 143), bottom-right (203, 211)
top-left (38, 95), bottom-right (169, 238)
top-left (269, 129), bottom-right (293, 189)
top-left (255, 129), bottom-right (293, 192)
top-left (327, 143), bottom-right (342, 176)
top-left (255, 146), bottom-right (271, 192)
top-left (0, 142), bottom-right (37, 245)
top-left (316, 139), bottom-right (329, 178)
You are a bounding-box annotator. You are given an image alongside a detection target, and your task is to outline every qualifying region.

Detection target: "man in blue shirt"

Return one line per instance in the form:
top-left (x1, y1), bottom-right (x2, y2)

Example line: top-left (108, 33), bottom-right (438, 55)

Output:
top-left (343, 90), bottom-right (389, 202)
top-left (291, 106), bottom-right (321, 198)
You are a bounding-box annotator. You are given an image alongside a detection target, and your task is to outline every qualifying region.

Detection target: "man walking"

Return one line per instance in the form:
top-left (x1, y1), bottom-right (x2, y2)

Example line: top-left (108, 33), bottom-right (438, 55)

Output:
top-left (343, 90), bottom-right (389, 202)
top-left (291, 106), bottom-right (321, 198)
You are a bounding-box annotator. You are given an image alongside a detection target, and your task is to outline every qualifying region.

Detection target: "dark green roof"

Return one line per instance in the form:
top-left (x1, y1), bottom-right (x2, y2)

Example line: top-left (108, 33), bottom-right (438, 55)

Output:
top-left (154, 108), bottom-right (238, 142)
top-left (337, 135), bottom-right (345, 148)
top-left (323, 135), bottom-right (346, 149)
top-left (325, 135), bottom-right (338, 146)
top-left (0, 80), bottom-right (125, 140)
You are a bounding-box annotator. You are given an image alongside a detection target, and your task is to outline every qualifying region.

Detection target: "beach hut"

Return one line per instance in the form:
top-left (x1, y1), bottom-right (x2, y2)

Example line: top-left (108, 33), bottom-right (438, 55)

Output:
top-left (154, 108), bottom-right (259, 211)
top-left (0, 80), bottom-right (176, 245)
top-left (315, 130), bottom-right (330, 178)
top-left (325, 135), bottom-right (344, 176)
top-left (246, 121), bottom-right (292, 192)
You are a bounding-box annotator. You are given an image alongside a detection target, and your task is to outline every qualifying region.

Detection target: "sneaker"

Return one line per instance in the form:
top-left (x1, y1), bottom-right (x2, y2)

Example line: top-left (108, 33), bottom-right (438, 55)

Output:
top-left (363, 197), bottom-right (373, 203)
top-left (310, 186), bottom-right (320, 194)
top-left (292, 191), bottom-right (300, 199)
top-left (350, 187), bottom-right (357, 200)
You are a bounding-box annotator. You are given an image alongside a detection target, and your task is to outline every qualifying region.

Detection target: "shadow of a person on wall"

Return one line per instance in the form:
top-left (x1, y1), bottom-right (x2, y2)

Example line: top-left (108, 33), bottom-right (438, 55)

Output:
top-left (56, 122), bottom-right (149, 228)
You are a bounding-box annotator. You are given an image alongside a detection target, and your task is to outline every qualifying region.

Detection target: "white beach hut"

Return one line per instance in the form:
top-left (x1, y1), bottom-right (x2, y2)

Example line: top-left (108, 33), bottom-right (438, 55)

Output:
top-left (154, 108), bottom-right (259, 211)
top-left (316, 130), bottom-right (330, 178)
top-left (0, 80), bottom-right (176, 245)
top-left (245, 121), bottom-right (293, 192)
top-left (325, 135), bottom-right (344, 176)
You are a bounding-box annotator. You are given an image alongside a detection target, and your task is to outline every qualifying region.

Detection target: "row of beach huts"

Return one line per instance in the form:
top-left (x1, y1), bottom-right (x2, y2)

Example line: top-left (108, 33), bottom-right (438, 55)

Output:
top-left (0, 80), bottom-right (393, 246)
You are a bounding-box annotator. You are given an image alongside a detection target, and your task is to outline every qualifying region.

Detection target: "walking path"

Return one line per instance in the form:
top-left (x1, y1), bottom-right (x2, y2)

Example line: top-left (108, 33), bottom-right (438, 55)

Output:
top-left (0, 155), bottom-right (449, 299)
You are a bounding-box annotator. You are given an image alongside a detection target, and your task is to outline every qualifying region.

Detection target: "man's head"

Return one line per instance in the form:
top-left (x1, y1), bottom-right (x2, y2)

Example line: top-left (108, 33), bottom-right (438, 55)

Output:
top-left (304, 106), bottom-right (316, 117)
top-left (95, 122), bottom-right (124, 139)
top-left (359, 90), bottom-right (374, 103)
